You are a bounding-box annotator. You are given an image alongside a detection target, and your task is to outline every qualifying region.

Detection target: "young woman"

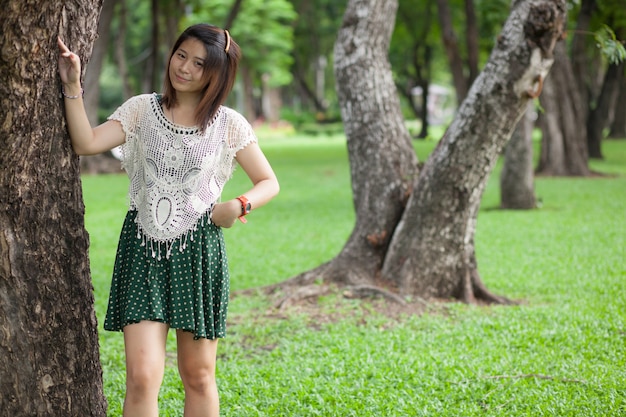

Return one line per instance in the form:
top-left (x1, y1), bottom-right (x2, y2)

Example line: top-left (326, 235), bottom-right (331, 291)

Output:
top-left (58, 24), bottom-right (279, 417)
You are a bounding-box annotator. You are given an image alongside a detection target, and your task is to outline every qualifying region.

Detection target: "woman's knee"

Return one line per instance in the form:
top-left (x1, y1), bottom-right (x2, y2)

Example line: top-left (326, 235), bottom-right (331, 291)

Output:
top-left (176, 332), bottom-right (219, 395)
top-left (125, 362), bottom-right (164, 397)
top-left (179, 362), bottom-right (216, 394)
top-left (123, 322), bottom-right (167, 397)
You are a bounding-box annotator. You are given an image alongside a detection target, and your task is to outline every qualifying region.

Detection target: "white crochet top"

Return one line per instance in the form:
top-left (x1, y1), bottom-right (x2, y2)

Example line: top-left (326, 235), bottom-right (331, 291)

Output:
top-left (108, 93), bottom-right (256, 258)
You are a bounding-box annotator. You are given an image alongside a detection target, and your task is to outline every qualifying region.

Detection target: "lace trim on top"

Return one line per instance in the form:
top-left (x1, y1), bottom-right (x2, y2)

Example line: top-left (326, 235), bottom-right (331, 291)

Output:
top-left (108, 93), bottom-right (257, 258)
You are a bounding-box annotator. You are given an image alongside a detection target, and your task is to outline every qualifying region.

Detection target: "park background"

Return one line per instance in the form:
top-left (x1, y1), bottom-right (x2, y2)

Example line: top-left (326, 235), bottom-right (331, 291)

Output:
top-left (79, 0), bottom-right (625, 415)
top-left (0, 0), bottom-right (624, 415)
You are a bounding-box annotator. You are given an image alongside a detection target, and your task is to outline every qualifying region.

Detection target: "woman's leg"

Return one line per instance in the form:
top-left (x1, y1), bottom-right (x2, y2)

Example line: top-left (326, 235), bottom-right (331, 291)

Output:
top-left (122, 321), bottom-right (169, 417)
top-left (176, 330), bottom-right (220, 417)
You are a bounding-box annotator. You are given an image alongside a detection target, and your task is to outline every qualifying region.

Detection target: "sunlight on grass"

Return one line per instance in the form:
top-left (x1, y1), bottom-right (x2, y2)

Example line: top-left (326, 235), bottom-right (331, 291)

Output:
top-left (82, 134), bottom-right (626, 416)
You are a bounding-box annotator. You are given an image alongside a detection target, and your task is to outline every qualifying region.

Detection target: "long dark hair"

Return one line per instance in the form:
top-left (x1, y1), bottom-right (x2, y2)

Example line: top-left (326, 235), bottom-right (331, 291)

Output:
top-left (162, 24), bottom-right (241, 133)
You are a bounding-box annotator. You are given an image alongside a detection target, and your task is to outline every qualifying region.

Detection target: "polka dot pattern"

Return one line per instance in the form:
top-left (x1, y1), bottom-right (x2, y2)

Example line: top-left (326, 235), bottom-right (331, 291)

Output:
top-left (104, 210), bottom-right (229, 340)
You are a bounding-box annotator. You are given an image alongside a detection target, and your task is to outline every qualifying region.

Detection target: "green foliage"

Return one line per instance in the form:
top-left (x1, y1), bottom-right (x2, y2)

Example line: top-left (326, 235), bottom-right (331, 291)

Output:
top-left (284, 0), bottom-right (346, 117)
top-left (594, 25), bottom-right (626, 64)
top-left (185, 0), bottom-right (297, 87)
top-left (84, 135), bottom-right (626, 416)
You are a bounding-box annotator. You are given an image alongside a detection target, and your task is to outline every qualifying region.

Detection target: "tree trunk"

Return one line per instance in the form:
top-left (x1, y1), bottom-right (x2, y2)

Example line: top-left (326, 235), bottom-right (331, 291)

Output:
top-left (381, 0), bottom-right (566, 302)
top-left (271, 0), bottom-right (418, 297)
top-left (464, 0), bottom-right (480, 86)
top-left (570, 0), bottom-right (597, 115)
top-left (271, 0), bottom-right (565, 309)
top-left (84, 0), bottom-right (116, 125)
top-left (0, 0), bottom-right (107, 415)
top-left (500, 103), bottom-right (537, 209)
top-left (223, 0), bottom-right (244, 30)
top-left (113, 0), bottom-right (134, 100)
top-left (536, 41), bottom-right (590, 176)
top-left (144, 0), bottom-right (160, 93)
top-left (609, 72), bottom-right (626, 138)
top-left (240, 64), bottom-right (257, 121)
top-left (81, 0), bottom-right (121, 175)
top-left (293, 56), bottom-right (329, 113)
top-left (587, 60), bottom-right (625, 158)
top-left (329, 0), bottom-right (419, 284)
top-left (436, 0), bottom-right (468, 105)
top-left (164, 0), bottom-right (185, 55)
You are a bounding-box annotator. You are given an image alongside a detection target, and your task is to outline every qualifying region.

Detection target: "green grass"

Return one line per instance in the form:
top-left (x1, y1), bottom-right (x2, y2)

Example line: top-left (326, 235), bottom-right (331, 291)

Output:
top-left (82, 134), bottom-right (626, 416)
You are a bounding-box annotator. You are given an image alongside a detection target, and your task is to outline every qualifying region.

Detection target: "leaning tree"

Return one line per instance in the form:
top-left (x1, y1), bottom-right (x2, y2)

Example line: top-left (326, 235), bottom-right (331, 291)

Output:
top-left (0, 1), bottom-right (107, 415)
top-left (271, 0), bottom-right (567, 305)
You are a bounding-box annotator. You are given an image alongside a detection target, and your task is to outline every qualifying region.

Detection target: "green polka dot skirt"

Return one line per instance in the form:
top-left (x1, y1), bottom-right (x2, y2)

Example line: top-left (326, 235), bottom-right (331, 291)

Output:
top-left (104, 210), bottom-right (229, 340)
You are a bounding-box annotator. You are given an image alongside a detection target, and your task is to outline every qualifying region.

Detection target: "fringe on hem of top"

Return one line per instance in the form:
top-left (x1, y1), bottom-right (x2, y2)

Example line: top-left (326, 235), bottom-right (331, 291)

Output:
top-left (133, 209), bottom-right (213, 260)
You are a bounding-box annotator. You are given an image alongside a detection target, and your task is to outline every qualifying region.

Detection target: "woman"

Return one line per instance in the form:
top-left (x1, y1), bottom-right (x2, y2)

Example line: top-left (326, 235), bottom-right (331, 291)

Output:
top-left (58, 24), bottom-right (279, 416)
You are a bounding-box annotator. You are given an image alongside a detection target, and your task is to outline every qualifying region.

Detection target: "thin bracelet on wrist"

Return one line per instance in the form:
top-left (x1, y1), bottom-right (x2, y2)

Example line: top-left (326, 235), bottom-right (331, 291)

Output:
top-left (61, 87), bottom-right (84, 99)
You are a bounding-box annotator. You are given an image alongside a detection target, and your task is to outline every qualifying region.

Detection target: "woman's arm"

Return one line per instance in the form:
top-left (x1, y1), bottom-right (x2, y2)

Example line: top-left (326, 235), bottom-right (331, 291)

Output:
top-left (211, 142), bottom-right (280, 228)
top-left (58, 37), bottom-right (125, 155)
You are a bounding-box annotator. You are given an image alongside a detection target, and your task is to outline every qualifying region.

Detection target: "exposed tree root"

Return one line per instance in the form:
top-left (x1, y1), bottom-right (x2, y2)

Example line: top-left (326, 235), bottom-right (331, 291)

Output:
top-left (237, 262), bottom-right (331, 298)
top-left (470, 268), bottom-right (515, 305)
top-left (274, 284), bottom-right (331, 309)
top-left (343, 284), bottom-right (408, 305)
top-left (273, 283), bottom-right (412, 310)
top-left (237, 254), bottom-right (515, 313)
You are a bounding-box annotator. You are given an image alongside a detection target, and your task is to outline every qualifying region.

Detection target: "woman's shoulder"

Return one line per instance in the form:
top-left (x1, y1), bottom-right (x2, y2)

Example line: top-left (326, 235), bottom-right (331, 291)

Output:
top-left (125, 93), bottom-right (157, 105)
top-left (219, 106), bottom-right (249, 125)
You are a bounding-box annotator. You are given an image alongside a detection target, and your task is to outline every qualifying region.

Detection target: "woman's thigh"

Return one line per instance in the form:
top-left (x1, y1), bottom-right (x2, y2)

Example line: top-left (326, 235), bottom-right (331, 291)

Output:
top-left (123, 321), bottom-right (169, 386)
top-left (176, 330), bottom-right (219, 383)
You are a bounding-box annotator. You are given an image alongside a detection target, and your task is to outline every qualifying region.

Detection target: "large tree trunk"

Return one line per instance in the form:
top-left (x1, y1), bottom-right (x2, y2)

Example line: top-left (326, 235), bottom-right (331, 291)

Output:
top-left (381, 0), bottom-right (566, 302)
top-left (587, 60), bottom-right (625, 158)
top-left (536, 41), bottom-right (590, 176)
top-left (500, 103), bottom-right (537, 209)
top-left (270, 0), bottom-right (565, 308)
top-left (269, 0), bottom-right (418, 302)
top-left (0, 1), bottom-right (107, 415)
top-left (327, 0), bottom-right (419, 284)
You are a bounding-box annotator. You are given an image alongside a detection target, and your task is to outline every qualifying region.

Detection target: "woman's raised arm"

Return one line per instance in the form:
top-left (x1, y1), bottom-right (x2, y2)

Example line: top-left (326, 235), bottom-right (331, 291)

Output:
top-left (57, 37), bottom-right (125, 155)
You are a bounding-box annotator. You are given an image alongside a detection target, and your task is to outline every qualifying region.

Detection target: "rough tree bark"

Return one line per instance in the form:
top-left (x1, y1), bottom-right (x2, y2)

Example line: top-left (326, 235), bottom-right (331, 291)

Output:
top-left (0, 1), bottom-right (107, 415)
top-left (381, 0), bottom-right (566, 302)
top-left (500, 103), bottom-right (537, 209)
top-left (267, 0), bottom-right (418, 306)
top-left (537, 41), bottom-right (591, 176)
top-left (267, 0), bottom-right (566, 307)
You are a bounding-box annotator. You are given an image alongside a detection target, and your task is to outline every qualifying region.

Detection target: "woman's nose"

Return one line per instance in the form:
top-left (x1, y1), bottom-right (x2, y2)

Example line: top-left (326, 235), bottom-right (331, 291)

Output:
top-left (180, 60), bottom-right (191, 73)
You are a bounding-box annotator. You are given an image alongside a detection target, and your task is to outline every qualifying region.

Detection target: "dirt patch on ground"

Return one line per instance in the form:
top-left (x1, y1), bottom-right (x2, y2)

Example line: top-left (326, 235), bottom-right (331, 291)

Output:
top-left (231, 283), bottom-right (442, 331)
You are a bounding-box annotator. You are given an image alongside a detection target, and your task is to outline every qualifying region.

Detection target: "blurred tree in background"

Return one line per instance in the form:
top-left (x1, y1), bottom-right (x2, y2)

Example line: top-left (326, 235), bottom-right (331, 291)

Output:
top-left (84, 0), bottom-right (623, 174)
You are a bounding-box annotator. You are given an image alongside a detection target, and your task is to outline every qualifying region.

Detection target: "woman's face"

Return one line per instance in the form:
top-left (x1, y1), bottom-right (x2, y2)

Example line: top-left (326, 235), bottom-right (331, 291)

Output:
top-left (168, 38), bottom-right (208, 95)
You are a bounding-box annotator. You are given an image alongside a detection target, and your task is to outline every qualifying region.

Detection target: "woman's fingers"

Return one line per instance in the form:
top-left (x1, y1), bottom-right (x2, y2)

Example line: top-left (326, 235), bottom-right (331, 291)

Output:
top-left (57, 37), bottom-right (67, 51)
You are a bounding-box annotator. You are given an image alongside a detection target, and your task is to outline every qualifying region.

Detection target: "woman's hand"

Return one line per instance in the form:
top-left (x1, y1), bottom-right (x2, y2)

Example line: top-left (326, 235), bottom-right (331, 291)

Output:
top-left (57, 37), bottom-right (82, 87)
top-left (210, 200), bottom-right (242, 228)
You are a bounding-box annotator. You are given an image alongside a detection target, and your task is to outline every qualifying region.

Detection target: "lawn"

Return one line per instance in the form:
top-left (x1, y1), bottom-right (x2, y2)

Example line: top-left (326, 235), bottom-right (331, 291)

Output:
top-left (82, 132), bottom-right (625, 416)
